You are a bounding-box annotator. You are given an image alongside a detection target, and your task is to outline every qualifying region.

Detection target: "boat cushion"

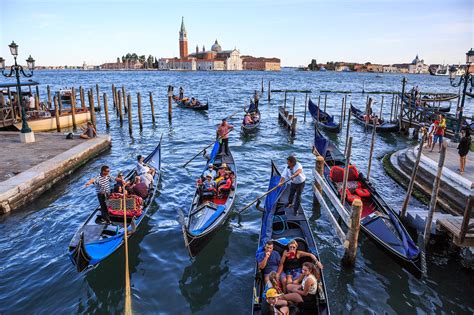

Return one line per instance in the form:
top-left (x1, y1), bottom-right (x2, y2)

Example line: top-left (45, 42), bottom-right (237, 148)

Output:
top-left (329, 165), bottom-right (359, 183)
top-left (190, 205), bottom-right (226, 235)
top-left (355, 183), bottom-right (371, 198)
top-left (341, 188), bottom-right (361, 203)
top-left (107, 194), bottom-right (143, 217)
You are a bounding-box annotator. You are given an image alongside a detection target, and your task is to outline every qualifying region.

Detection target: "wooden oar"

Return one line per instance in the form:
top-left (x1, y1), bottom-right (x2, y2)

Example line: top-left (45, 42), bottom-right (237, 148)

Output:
top-left (122, 194), bottom-right (132, 315)
top-left (181, 110), bottom-right (239, 168)
top-left (238, 177), bottom-right (292, 214)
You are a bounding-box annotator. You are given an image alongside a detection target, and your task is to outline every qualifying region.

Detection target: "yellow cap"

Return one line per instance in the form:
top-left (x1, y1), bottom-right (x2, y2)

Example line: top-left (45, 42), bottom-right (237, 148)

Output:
top-left (266, 288), bottom-right (282, 299)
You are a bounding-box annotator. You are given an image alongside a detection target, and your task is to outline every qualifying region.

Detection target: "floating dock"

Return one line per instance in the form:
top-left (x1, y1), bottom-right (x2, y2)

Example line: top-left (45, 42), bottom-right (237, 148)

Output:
top-left (0, 132), bottom-right (111, 214)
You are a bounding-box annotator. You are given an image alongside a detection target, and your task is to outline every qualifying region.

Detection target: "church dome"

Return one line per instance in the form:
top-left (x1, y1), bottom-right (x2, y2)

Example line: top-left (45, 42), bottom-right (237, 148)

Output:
top-left (211, 39), bottom-right (222, 52)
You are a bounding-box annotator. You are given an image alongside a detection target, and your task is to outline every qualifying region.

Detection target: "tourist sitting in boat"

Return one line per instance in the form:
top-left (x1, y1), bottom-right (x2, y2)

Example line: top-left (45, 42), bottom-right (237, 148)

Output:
top-left (136, 155), bottom-right (155, 187)
top-left (277, 239), bottom-right (323, 292)
top-left (190, 97), bottom-right (197, 107)
top-left (215, 163), bottom-right (228, 184)
top-left (199, 175), bottom-right (216, 200)
top-left (112, 172), bottom-right (128, 193)
top-left (264, 288), bottom-right (290, 315)
top-left (80, 121), bottom-right (97, 139)
top-left (257, 240), bottom-right (282, 285)
top-left (244, 113), bottom-right (254, 125)
top-left (202, 163), bottom-right (217, 180)
top-left (130, 176), bottom-right (149, 199)
top-left (251, 111), bottom-right (260, 122)
top-left (217, 172), bottom-right (232, 196)
top-left (287, 262), bottom-right (321, 302)
top-left (267, 271), bottom-right (304, 306)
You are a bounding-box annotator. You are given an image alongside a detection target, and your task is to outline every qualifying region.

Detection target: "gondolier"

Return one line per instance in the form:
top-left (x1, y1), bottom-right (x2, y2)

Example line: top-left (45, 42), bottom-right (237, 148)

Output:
top-left (179, 86), bottom-right (184, 99)
top-left (84, 165), bottom-right (116, 224)
top-left (279, 155), bottom-right (306, 215)
top-left (217, 118), bottom-right (234, 155)
top-left (253, 90), bottom-right (259, 107)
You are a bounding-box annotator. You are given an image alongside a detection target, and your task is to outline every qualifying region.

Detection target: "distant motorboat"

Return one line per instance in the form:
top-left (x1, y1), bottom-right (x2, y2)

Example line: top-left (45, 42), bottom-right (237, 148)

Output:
top-left (319, 66), bottom-right (327, 71)
top-left (429, 64), bottom-right (464, 76)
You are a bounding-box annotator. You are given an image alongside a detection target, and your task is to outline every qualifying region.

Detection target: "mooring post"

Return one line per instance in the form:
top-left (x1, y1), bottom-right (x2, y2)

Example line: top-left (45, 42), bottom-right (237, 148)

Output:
top-left (340, 97), bottom-right (344, 127)
top-left (80, 86), bottom-right (86, 112)
top-left (115, 87), bottom-right (119, 115)
top-left (283, 91), bottom-right (287, 110)
top-left (342, 95), bottom-right (347, 121)
top-left (149, 92), bottom-right (155, 124)
top-left (88, 90), bottom-right (96, 127)
top-left (292, 96), bottom-right (296, 119)
top-left (53, 95), bottom-right (61, 132)
top-left (340, 136), bottom-right (353, 203)
top-left (423, 144), bottom-right (447, 246)
top-left (261, 78), bottom-right (264, 94)
top-left (35, 85), bottom-right (40, 111)
top-left (317, 95), bottom-right (321, 110)
top-left (267, 81), bottom-right (271, 102)
top-left (324, 94), bottom-right (327, 112)
top-left (47, 85), bottom-right (52, 110)
top-left (167, 85), bottom-right (173, 121)
top-left (103, 92), bottom-right (110, 128)
top-left (408, 94), bottom-right (412, 129)
top-left (137, 92), bottom-right (143, 130)
top-left (111, 84), bottom-right (116, 109)
top-left (71, 87), bottom-right (77, 130)
top-left (304, 93), bottom-right (308, 123)
top-left (344, 110), bottom-right (352, 157)
top-left (95, 84), bottom-right (101, 112)
top-left (342, 199), bottom-right (363, 266)
top-left (291, 117), bottom-right (297, 137)
top-left (390, 95), bottom-right (394, 122)
top-left (315, 155), bottom-right (324, 193)
top-left (400, 134), bottom-right (426, 218)
top-left (379, 95), bottom-right (384, 119)
top-left (399, 77), bottom-right (407, 132)
top-left (366, 118), bottom-right (377, 180)
top-left (122, 86), bottom-right (127, 114)
top-left (127, 94), bottom-right (133, 134)
top-left (58, 90), bottom-right (63, 113)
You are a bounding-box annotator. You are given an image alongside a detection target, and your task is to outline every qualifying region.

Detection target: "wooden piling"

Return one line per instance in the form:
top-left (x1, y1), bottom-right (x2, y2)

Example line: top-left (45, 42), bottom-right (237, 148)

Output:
top-left (122, 86), bottom-right (127, 114)
top-left (80, 86), bottom-right (86, 112)
top-left (95, 84), bottom-right (101, 112)
top-left (88, 90), bottom-right (96, 127)
top-left (292, 96), bottom-right (296, 120)
top-left (111, 84), bottom-right (116, 109)
top-left (379, 96), bottom-right (384, 119)
top-left (366, 118), bottom-right (377, 180)
top-left (290, 117), bottom-right (297, 137)
top-left (117, 90), bottom-right (123, 124)
top-left (364, 97), bottom-right (370, 131)
top-left (315, 156), bottom-right (324, 193)
top-left (58, 91), bottom-right (63, 113)
top-left (408, 94), bottom-right (412, 128)
top-left (324, 94), bottom-right (327, 112)
top-left (47, 85), bottom-right (52, 109)
top-left (344, 109), bottom-right (352, 157)
top-left (283, 91), bottom-right (287, 110)
top-left (340, 97), bottom-right (344, 128)
top-left (53, 95), bottom-right (61, 132)
top-left (342, 95), bottom-right (347, 121)
top-left (399, 78), bottom-right (407, 131)
top-left (390, 95), bottom-right (394, 122)
top-left (137, 92), bottom-right (143, 129)
top-left (71, 87), bottom-right (77, 130)
top-left (423, 144), bottom-right (447, 246)
top-left (103, 92), bottom-right (110, 128)
top-left (267, 81), bottom-right (271, 102)
top-left (304, 93), bottom-right (308, 123)
top-left (35, 85), bottom-right (40, 111)
top-left (167, 87), bottom-right (173, 121)
top-left (127, 94), bottom-right (133, 134)
top-left (342, 199), bottom-right (363, 266)
top-left (261, 78), bottom-right (264, 94)
top-left (340, 136), bottom-right (353, 203)
top-left (400, 135), bottom-right (426, 218)
top-left (149, 92), bottom-right (155, 124)
top-left (317, 95), bottom-right (321, 110)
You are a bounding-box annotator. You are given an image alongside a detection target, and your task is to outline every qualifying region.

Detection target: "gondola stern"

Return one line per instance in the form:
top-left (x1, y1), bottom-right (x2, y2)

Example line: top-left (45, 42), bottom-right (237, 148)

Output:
top-left (69, 232), bottom-right (92, 273)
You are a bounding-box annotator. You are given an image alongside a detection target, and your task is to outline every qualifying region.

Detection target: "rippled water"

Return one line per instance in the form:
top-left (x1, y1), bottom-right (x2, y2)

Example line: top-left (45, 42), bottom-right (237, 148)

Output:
top-left (0, 70), bottom-right (473, 314)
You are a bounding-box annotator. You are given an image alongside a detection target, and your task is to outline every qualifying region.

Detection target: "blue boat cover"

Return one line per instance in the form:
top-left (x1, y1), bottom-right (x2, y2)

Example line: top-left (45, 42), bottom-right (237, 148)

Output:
top-left (248, 102), bottom-right (257, 113)
top-left (314, 133), bottom-right (329, 157)
top-left (85, 234), bottom-right (123, 265)
top-left (386, 209), bottom-right (419, 259)
top-left (190, 205), bottom-right (226, 236)
top-left (208, 140), bottom-right (220, 165)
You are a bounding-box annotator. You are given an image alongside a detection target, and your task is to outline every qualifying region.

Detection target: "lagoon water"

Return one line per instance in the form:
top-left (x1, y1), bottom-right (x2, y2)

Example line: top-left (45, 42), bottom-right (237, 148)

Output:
top-left (0, 70), bottom-right (473, 314)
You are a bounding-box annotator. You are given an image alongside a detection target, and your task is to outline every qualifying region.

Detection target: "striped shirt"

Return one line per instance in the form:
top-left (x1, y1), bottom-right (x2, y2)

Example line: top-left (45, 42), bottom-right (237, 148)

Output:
top-left (94, 175), bottom-right (115, 194)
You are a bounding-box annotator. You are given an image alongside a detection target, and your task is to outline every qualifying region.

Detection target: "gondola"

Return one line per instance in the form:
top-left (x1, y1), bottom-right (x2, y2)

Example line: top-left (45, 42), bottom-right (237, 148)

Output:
top-left (241, 102), bottom-right (261, 135)
top-left (252, 161), bottom-right (330, 315)
top-left (350, 104), bottom-right (399, 132)
top-left (68, 136), bottom-right (162, 272)
top-left (400, 93), bottom-right (452, 112)
top-left (180, 140), bottom-right (237, 258)
top-left (313, 129), bottom-right (422, 277)
top-left (173, 95), bottom-right (209, 110)
top-left (308, 98), bottom-right (341, 133)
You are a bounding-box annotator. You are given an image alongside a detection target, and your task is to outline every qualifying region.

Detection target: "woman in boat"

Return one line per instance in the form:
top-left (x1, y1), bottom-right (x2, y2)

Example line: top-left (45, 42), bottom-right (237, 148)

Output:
top-left (215, 163), bottom-right (228, 184)
top-left (286, 262), bottom-right (320, 301)
top-left (244, 113), bottom-right (253, 125)
top-left (268, 272), bottom-right (303, 305)
top-left (277, 240), bottom-right (323, 292)
top-left (217, 172), bottom-right (232, 196)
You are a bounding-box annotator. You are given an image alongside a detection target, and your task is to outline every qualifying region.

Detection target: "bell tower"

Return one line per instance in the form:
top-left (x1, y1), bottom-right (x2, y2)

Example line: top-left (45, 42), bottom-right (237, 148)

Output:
top-left (179, 17), bottom-right (188, 59)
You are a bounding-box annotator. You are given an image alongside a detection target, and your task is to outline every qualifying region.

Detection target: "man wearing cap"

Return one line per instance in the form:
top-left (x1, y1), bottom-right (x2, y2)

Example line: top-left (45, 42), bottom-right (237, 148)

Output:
top-left (217, 118), bottom-right (234, 156)
top-left (279, 155), bottom-right (306, 215)
top-left (265, 288), bottom-right (289, 315)
top-left (203, 163), bottom-right (217, 180)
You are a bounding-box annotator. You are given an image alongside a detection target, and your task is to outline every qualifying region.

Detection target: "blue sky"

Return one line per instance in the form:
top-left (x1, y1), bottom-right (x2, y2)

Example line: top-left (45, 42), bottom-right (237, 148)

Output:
top-left (0, 0), bottom-right (472, 66)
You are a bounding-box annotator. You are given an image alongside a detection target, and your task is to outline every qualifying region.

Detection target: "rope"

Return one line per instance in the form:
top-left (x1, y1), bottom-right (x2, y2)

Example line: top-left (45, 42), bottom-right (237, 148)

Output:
top-left (272, 215), bottom-right (287, 235)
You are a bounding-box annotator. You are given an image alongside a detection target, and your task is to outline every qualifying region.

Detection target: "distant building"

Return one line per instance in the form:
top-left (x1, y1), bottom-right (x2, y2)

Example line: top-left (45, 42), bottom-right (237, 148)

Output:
top-left (408, 54), bottom-right (429, 74)
top-left (383, 65), bottom-right (398, 73)
top-left (241, 56), bottom-right (281, 71)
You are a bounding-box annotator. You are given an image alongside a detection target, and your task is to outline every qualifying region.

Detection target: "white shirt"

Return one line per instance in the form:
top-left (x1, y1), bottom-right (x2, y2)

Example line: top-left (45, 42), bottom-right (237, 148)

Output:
top-left (203, 169), bottom-right (217, 179)
top-left (282, 162), bottom-right (306, 184)
top-left (29, 96), bottom-right (36, 109)
top-left (428, 123), bottom-right (435, 135)
top-left (136, 162), bottom-right (149, 176)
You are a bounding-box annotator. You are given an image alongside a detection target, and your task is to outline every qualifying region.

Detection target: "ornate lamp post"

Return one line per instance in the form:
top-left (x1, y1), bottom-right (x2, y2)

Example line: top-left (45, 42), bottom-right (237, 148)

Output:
top-left (0, 41), bottom-right (36, 142)
top-left (449, 48), bottom-right (474, 142)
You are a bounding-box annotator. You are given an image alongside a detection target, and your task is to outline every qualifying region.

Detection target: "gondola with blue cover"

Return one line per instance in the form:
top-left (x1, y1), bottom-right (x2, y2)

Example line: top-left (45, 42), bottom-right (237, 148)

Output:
top-left (308, 98), bottom-right (341, 133)
top-left (241, 101), bottom-right (261, 135)
top-left (68, 136), bottom-right (163, 272)
top-left (252, 161), bottom-right (330, 315)
top-left (173, 95), bottom-right (209, 110)
top-left (180, 140), bottom-right (237, 258)
top-left (313, 129), bottom-right (422, 277)
top-left (350, 104), bottom-right (399, 132)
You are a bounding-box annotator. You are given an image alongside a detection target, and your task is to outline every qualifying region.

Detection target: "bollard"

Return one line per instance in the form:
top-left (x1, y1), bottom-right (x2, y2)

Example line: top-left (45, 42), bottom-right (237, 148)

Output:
top-left (117, 90), bottom-right (123, 124)
top-left (283, 91), bottom-right (287, 110)
top-left (80, 86), bottom-right (86, 112)
top-left (261, 78), bottom-right (264, 94)
top-left (127, 94), bottom-right (133, 134)
top-left (137, 92), bottom-right (143, 130)
top-left (423, 144), bottom-right (447, 246)
top-left (111, 84), bottom-right (116, 109)
top-left (267, 81), bottom-right (271, 102)
top-left (71, 87), bottom-right (77, 130)
top-left (58, 91), bottom-right (63, 113)
top-left (342, 199), bottom-right (363, 266)
top-left (304, 93), bottom-right (308, 123)
top-left (47, 85), bottom-right (52, 110)
top-left (88, 90), bottom-right (96, 127)
top-left (292, 96), bottom-right (295, 119)
top-left (366, 118), bottom-right (377, 180)
top-left (96, 84), bottom-right (101, 112)
top-left (315, 155), bottom-right (324, 193)
top-left (167, 85), bottom-right (173, 121)
top-left (122, 86), bottom-right (127, 114)
top-left (53, 95), bottom-right (61, 132)
top-left (103, 92), bottom-right (110, 128)
top-left (400, 134), bottom-right (425, 218)
top-left (341, 137), bottom-right (353, 203)
top-left (149, 92), bottom-right (155, 124)
top-left (323, 94), bottom-right (327, 112)
top-left (344, 110), bottom-right (352, 157)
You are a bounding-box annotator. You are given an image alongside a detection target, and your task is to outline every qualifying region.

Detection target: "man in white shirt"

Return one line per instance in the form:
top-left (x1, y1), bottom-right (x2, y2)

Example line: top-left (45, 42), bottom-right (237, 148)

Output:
top-left (203, 163), bottom-right (217, 179)
top-left (136, 155), bottom-right (155, 187)
top-left (279, 155), bottom-right (306, 215)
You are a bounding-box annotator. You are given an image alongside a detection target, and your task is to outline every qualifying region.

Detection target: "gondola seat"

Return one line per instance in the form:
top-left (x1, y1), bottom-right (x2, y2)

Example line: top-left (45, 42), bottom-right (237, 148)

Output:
top-left (342, 188), bottom-right (361, 203)
top-left (329, 165), bottom-right (359, 183)
top-left (355, 182), bottom-right (371, 198)
top-left (107, 194), bottom-right (143, 218)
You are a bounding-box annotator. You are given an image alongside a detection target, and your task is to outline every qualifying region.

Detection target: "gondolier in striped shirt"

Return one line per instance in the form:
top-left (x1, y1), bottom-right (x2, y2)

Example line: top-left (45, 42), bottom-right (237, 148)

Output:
top-left (85, 165), bottom-right (117, 224)
top-left (279, 155), bottom-right (306, 215)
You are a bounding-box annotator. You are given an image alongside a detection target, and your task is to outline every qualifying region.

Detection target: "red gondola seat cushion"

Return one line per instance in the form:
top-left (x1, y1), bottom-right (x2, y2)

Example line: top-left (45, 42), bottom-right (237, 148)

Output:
top-left (355, 182), bottom-right (371, 198)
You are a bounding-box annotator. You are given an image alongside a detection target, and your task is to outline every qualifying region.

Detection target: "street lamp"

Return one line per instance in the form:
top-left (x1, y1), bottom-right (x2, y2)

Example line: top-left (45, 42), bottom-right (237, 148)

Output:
top-left (449, 49), bottom-right (474, 142)
top-left (1, 41), bottom-right (35, 141)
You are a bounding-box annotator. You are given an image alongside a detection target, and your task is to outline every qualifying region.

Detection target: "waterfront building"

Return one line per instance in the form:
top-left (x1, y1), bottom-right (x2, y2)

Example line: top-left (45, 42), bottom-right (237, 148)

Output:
top-left (383, 65), bottom-right (398, 73)
top-left (408, 54), bottom-right (429, 74)
top-left (241, 56), bottom-right (281, 71)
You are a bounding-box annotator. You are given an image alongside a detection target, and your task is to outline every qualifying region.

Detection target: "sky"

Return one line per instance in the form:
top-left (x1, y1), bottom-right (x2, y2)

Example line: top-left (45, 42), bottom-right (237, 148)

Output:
top-left (0, 0), bottom-right (472, 67)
